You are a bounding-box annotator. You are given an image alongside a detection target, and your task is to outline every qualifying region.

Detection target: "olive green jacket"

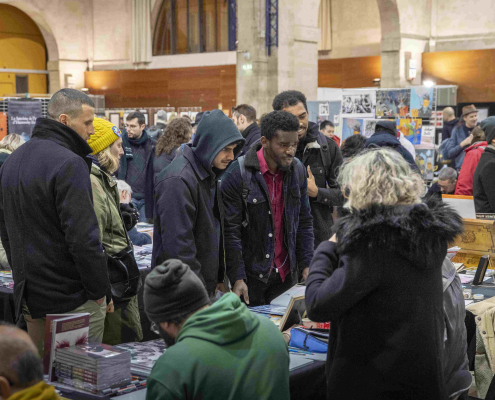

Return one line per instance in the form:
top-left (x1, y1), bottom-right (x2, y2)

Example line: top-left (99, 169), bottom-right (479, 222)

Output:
top-left (90, 163), bottom-right (128, 256)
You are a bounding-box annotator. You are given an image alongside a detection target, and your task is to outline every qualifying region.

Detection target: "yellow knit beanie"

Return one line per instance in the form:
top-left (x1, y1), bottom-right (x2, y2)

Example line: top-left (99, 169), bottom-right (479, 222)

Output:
top-left (88, 117), bottom-right (122, 155)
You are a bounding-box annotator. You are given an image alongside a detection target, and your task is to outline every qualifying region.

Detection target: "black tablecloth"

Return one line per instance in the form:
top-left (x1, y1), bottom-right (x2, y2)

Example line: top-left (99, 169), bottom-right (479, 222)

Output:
top-left (0, 286), bottom-right (15, 323)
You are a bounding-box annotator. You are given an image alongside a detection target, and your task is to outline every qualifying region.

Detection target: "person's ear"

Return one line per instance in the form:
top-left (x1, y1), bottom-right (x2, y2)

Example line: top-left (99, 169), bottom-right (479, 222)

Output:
top-left (58, 114), bottom-right (70, 126)
top-left (140, 124), bottom-right (146, 131)
top-left (0, 376), bottom-right (12, 400)
top-left (260, 136), bottom-right (269, 149)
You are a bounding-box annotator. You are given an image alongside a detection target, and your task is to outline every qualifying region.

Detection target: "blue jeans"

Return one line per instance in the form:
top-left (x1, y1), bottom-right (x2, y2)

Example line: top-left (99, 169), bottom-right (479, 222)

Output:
top-left (131, 198), bottom-right (147, 222)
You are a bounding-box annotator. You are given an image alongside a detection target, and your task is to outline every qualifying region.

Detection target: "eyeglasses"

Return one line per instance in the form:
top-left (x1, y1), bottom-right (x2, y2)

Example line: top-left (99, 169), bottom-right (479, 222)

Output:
top-left (150, 321), bottom-right (159, 335)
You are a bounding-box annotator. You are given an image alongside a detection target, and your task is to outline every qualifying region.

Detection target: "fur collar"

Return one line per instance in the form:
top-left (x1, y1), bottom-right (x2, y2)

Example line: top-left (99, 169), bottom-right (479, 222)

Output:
top-left (335, 199), bottom-right (463, 269)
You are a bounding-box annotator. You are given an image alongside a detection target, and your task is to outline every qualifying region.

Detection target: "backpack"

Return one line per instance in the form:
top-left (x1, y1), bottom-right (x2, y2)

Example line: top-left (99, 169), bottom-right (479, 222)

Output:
top-left (236, 155), bottom-right (306, 228)
top-left (148, 125), bottom-right (165, 140)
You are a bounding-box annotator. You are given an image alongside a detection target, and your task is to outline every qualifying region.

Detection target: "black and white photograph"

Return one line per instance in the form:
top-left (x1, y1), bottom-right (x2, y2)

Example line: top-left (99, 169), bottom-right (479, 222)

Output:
top-left (341, 90), bottom-right (376, 119)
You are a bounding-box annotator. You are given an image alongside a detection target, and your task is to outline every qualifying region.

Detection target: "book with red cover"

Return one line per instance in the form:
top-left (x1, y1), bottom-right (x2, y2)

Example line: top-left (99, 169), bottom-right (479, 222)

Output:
top-left (43, 313), bottom-right (90, 381)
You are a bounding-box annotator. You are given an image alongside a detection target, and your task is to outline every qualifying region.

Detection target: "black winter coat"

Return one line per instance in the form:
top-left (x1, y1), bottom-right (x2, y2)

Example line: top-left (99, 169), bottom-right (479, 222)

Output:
top-left (0, 118), bottom-right (109, 319)
top-left (365, 129), bottom-right (418, 171)
top-left (295, 122), bottom-right (343, 246)
top-left (473, 146), bottom-right (495, 213)
top-left (152, 110), bottom-right (245, 294)
top-left (306, 201), bottom-right (462, 400)
top-left (153, 147), bottom-right (178, 184)
top-left (442, 118), bottom-right (459, 141)
top-left (237, 122), bottom-right (261, 158)
top-left (221, 143), bottom-right (314, 285)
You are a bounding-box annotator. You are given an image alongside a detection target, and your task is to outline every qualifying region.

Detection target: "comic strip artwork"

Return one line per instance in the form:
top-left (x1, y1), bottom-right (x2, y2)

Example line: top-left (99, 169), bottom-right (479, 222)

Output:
top-left (363, 119), bottom-right (380, 138)
top-left (341, 90), bottom-right (376, 119)
top-left (375, 89), bottom-right (411, 119)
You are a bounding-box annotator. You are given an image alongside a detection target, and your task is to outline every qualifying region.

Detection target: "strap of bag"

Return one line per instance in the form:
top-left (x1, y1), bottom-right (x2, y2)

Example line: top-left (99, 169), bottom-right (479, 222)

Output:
top-left (238, 156), bottom-right (252, 228)
top-left (317, 132), bottom-right (332, 168)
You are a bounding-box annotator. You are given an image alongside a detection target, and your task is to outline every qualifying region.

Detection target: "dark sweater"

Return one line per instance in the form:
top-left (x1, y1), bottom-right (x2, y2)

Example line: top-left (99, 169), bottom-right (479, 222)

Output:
top-left (237, 122), bottom-right (261, 158)
top-left (306, 201), bottom-right (462, 400)
top-left (0, 118), bottom-right (109, 319)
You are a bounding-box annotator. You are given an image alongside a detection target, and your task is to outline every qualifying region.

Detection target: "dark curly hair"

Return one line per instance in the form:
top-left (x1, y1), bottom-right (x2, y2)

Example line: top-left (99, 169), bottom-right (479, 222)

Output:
top-left (340, 134), bottom-right (367, 159)
top-left (155, 118), bottom-right (192, 156)
top-left (260, 111), bottom-right (299, 140)
top-left (272, 90), bottom-right (308, 111)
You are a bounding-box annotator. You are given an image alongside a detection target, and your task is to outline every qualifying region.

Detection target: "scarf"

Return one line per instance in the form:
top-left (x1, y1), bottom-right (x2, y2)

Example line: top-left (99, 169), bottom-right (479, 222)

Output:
top-left (7, 381), bottom-right (60, 400)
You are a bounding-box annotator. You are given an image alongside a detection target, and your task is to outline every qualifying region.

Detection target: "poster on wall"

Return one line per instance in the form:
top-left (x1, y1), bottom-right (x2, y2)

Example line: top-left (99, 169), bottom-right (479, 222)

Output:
top-left (319, 103), bottom-right (329, 117)
top-left (415, 149), bottom-right (436, 180)
top-left (341, 90), bottom-right (376, 119)
top-left (8, 100), bottom-right (42, 141)
top-left (342, 118), bottom-right (364, 141)
top-left (397, 118), bottom-right (422, 145)
top-left (0, 113), bottom-right (7, 141)
top-left (375, 89), bottom-right (411, 119)
top-left (410, 87), bottom-right (436, 120)
top-left (363, 119), bottom-right (380, 138)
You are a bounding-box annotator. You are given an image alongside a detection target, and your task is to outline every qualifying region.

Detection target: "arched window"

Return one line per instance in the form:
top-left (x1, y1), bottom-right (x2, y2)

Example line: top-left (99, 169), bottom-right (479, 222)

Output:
top-left (153, 0), bottom-right (236, 56)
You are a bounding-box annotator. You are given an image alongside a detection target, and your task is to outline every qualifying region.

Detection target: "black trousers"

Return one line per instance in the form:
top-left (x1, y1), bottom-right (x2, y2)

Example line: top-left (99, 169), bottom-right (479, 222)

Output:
top-left (246, 270), bottom-right (294, 306)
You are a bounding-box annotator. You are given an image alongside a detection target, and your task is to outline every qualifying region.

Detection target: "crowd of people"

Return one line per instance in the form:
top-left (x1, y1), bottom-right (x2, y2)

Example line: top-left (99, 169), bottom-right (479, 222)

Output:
top-left (0, 87), bottom-right (487, 399)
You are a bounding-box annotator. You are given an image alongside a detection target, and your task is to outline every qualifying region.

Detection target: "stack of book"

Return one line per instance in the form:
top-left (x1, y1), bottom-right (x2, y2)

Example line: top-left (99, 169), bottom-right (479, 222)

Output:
top-left (0, 271), bottom-right (13, 289)
top-left (55, 343), bottom-right (131, 394)
top-left (115, 339), bottom-right (166, 377)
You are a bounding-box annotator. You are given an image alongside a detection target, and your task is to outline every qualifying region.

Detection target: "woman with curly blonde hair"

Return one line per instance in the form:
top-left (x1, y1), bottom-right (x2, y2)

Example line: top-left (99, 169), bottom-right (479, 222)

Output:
top-left (0, 133), bottom-right (24, 167)
top-left (153, 117), bottom-right (192, 178)
top-left (306, 148), bottom-right (463, 399)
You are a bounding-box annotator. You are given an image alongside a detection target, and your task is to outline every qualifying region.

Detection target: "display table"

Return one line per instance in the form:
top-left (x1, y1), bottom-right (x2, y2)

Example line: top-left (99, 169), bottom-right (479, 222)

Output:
top-left (57, 358), bottom-right (326, 400)
top-left (0, 286), bottom-right (15, 323)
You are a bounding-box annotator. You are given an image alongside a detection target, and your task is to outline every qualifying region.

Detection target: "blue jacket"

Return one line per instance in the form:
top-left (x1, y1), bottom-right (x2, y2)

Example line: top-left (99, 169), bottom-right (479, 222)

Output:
top-left (152, 110), bottom-right (245, 294)
top-left (221, 142), bottom-right (314, 284)
top-left (443, 124), bottom-right (471, 171)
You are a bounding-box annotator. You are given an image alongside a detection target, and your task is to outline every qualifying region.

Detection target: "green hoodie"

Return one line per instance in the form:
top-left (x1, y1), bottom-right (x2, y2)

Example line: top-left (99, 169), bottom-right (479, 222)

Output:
top-left (146, 293), bottom-right (290, 400)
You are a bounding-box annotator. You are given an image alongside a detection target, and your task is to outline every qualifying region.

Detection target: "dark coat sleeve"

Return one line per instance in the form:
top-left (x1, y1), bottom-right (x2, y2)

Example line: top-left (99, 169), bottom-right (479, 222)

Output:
top-left (295, 163), bottom-right (315, 272)
top-left (0, 172), bottom-right (11, 267)
top-left (219, 164), bottom-right (246, 283)
top-left (306, 241), bottom-right (380, 322)
top-left (478, 160), bottom-right (495, 212)
top-left (144, 148), bottom-right (155, 219)
top-left (313, 137), bottom-right (344, 207)
top-left (55, 158), bottom-right (110, 300)
top-left (154, 176), bottom-right (203, 282)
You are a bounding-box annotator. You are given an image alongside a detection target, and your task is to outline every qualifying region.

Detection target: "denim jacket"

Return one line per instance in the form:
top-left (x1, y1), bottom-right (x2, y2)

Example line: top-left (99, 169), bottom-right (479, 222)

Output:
top-left (221, 143), bottom-right (314, 285)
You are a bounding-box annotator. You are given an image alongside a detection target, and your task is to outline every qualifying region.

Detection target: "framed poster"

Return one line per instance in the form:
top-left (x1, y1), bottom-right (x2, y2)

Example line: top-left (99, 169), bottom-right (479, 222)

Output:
top-left (341, 90), bottom-right (376, 119)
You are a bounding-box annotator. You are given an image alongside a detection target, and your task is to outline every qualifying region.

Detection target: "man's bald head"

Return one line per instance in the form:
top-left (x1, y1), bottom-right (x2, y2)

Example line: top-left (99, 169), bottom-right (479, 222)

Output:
top-left (443, 107), bottom-right (455, 122)
top-left (0, 323), bottom-right (43, 399)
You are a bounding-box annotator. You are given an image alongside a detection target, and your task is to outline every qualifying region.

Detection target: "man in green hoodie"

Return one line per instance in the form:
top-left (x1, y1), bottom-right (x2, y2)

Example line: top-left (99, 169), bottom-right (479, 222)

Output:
top-left (143, 259), bottom-right (290, 400)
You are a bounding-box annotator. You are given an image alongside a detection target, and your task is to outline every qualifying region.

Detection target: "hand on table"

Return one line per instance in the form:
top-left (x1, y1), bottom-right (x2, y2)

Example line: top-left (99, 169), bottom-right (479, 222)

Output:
top-left (233, 280), bottom-right (249, 304)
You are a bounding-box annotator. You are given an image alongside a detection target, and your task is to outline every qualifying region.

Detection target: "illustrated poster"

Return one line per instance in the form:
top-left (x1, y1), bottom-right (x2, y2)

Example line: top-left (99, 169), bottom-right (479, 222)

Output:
top-left (410, 87), bottom-right (435, 120)
top-left (397, 118), bottom-right (422, 145)
top-left (363, 119), bottom-right (380, 138)
top-left (415, 149), bottom-right (436, 180)
top-left (375, 89), bottom-right (411, 119)
top-left (341, 90), bottom-right (376, 119)
top-left (342, 118), bottom-right (364, 141)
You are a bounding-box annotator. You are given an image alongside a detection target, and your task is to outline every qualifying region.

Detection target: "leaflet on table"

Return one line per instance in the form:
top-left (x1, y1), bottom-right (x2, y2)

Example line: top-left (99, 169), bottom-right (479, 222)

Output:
top-left (270, 284), bottom-right (306, 308)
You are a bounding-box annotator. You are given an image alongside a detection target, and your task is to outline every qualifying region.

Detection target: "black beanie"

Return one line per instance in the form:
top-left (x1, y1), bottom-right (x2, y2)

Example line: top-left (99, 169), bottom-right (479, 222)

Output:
top-left (481, 116), bottom-right (495, 145)
top-left (144, 259), bottom-right (210, 323)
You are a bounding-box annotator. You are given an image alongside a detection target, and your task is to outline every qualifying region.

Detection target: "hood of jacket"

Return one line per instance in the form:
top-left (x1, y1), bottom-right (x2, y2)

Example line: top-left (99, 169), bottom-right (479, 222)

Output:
top-left (445, 118), bottom-right (459, 128)
top-left (465, 141), bottom-right (488, 153)
top-left (375, 120), bottom-right (397, 137)
top-left (177, 293), bottom-right (260, 346)
top-left (191, 110), bottom-right (245, 176)
top-left (335, 199), bottom-right (463, 269)
top-left (31, 117), bottom-right (93, 171)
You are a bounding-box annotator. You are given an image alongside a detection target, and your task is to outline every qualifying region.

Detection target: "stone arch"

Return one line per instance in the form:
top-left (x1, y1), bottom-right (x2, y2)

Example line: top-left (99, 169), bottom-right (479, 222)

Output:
top-left (2, 2), bottom-right (60, 63)
top-left (150, 0), bottom-right (163, 42)
top-left (376, 0), bottom-right (401, 44)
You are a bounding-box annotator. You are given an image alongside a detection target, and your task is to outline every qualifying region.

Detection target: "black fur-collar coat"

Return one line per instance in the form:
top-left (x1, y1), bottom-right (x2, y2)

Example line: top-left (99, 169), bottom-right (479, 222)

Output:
top-left (306, 200), bottom-right (462, 400)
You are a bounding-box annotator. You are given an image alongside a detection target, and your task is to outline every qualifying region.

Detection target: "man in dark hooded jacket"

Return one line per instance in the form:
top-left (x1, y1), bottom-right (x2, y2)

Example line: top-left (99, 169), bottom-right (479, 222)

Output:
top-left (152, 110), bottom-right (245, 296)
top-left (365, 120), bottom-right (418, 170)
top-left (273, 90), bottom-right (343, 246)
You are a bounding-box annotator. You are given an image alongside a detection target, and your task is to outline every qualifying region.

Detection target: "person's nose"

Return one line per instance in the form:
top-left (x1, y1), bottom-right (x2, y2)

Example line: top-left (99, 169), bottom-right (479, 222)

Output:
top-left (286, 146), bottom-right (296, 156)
